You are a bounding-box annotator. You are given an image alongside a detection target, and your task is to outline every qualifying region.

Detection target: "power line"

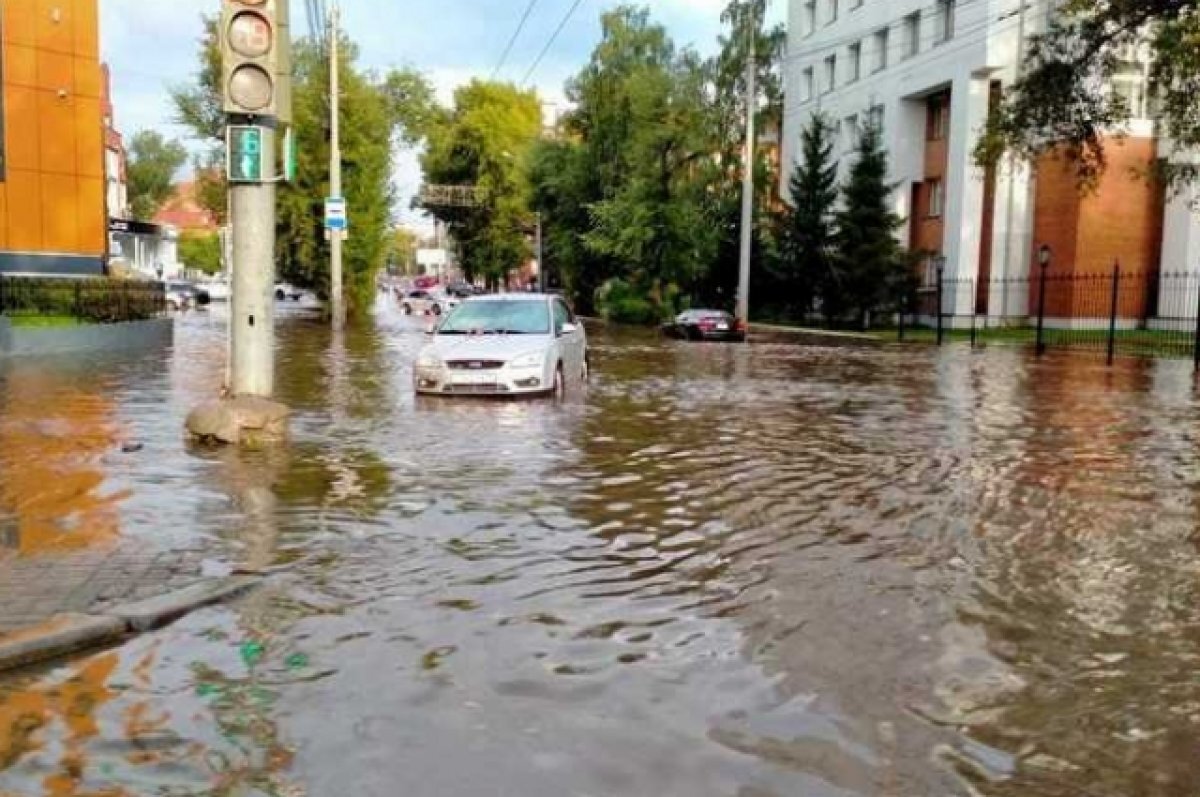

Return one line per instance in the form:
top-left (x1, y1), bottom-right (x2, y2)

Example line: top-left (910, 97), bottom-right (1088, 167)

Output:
top-left (492, 0), bottom-right (543, 80)
top-left (521, 0), bottom-right (589, 86)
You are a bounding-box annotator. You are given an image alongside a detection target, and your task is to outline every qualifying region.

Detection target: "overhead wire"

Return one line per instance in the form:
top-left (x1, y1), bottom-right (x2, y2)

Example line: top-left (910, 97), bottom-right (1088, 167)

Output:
top-left (492, 0), bottom-right (544, 80)
top-left (521, 0), bottom-right (589, 86)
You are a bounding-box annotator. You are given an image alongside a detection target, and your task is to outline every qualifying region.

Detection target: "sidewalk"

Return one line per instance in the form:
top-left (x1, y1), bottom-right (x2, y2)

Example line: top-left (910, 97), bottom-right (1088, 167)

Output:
top-left (0, 543), bottom-right (208, 634)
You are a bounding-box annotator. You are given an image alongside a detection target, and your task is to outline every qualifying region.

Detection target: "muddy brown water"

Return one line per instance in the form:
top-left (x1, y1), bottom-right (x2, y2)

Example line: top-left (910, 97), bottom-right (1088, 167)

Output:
top-left (2, 303), bottom-right (1200, 796)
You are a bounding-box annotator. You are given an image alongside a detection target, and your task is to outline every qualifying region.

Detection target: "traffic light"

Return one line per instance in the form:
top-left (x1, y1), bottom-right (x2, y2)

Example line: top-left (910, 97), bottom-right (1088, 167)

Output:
top-left (220, 0), bottom-right (283, 118)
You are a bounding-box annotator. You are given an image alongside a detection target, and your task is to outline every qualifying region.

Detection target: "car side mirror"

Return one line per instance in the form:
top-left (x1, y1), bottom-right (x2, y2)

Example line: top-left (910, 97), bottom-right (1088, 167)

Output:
top-left (559, 322), bottom-right (579, 336)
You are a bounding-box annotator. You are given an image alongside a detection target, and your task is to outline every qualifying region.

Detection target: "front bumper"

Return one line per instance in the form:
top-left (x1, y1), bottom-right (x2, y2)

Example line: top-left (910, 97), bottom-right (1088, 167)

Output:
top-left (414, 364), bottom-right (550, 397)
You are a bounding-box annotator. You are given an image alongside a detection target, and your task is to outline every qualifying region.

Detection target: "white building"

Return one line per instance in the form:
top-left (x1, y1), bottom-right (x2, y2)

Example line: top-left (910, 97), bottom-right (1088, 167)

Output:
top-left (783, 0), bottom-right (1198, 321)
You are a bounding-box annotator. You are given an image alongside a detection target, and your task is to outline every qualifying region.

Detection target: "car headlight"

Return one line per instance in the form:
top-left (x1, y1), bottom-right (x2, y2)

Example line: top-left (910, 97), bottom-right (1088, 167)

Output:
top-left (510, 351), bottom-right (545, 368)
top-left (417, 351), bottom-right (443, 368)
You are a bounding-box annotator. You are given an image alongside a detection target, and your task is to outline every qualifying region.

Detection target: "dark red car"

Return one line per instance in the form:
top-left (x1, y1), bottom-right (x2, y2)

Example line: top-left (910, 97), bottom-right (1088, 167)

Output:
top-left (662, 310), bottom-right (747, 342)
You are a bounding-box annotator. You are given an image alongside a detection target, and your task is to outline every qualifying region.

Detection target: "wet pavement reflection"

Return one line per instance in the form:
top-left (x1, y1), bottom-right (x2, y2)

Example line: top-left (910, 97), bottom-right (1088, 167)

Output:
top-left (4, 303), bottom-right (1200, 795)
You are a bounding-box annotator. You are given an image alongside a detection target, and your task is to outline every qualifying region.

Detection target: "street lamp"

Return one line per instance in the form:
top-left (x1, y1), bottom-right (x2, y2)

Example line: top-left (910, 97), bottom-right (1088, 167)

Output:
top-left (1036, 244), bottom-right (1051, 355)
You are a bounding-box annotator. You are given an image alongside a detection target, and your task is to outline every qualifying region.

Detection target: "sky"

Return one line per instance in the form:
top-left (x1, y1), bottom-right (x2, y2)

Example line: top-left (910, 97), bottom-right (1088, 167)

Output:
top-left (99, 0), bottom-right (785, 231)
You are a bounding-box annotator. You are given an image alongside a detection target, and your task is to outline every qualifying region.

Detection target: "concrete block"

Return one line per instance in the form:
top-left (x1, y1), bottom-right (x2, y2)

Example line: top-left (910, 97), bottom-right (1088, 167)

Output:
top-left (108, 576), bottom-right (262, 632)
top-left (0, 614), bottom-right (126, 672)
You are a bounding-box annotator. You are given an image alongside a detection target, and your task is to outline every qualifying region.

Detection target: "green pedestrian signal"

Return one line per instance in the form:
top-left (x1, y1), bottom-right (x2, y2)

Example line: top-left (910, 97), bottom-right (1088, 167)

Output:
top-left (227, 125), bottom-right (266, 183)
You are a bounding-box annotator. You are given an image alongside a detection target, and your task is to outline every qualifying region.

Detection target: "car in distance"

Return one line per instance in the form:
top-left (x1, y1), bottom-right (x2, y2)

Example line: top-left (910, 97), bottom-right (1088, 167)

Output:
top-left (662, 309), bottom-right (746, 342)
top-left (164, 281), bottom-right (211, 311)
top-left (275, 282), bottom-right (305, 301)
top-left (400, 289), bottom-right (459, 317)
top-left (414, 294), bottom-right (588, 398)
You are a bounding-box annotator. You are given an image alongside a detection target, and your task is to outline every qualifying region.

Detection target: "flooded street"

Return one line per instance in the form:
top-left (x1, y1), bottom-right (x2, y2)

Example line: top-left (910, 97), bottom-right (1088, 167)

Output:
top-left (3, 304), bottom-right (1200, 796)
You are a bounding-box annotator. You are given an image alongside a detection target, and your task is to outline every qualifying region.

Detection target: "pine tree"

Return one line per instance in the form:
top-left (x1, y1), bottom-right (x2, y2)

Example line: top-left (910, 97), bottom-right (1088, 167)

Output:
top-left (834, 121), bottom-right (908, 328)
top-left (779, 113), bottom-right (838, 319)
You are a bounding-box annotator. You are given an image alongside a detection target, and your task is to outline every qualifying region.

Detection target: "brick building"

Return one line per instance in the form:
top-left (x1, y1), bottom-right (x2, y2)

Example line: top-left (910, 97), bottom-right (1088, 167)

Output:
top-left (782, 0), bottom-right (1197, 323)
top-left (0, 0), bottom-right (107, 275)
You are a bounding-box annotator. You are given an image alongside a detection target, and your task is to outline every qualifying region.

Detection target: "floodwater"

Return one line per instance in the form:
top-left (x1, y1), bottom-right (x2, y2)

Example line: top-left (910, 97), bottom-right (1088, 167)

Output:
top-left (3, 302), bottom-right (1200, 796)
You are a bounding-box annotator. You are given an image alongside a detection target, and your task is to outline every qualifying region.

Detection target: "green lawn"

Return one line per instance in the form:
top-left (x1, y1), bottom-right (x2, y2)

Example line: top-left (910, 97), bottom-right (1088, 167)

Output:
top-left (7, 315), bottom-right (86, 329)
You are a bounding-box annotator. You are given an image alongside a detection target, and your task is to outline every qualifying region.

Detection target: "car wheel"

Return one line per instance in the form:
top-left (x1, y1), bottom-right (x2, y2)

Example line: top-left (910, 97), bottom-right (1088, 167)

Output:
top-left (553, 364), bottom-right (566, 400)
top-left (402, 304), bottom-right (412, 316)
top-left (431, 304), bottom-right (443, 316)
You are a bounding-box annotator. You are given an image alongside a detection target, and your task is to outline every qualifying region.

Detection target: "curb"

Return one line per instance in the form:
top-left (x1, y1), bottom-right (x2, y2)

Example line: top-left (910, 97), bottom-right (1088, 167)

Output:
top-left (749, 323), bottom-right (881, 341)
top-left (0, 575), bottom-right (263, 674)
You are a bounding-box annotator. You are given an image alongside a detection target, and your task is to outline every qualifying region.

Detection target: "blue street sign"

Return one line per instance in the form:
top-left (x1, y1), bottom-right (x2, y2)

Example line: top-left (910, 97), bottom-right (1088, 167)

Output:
top-left (325, 196), bottom-right (348, 231)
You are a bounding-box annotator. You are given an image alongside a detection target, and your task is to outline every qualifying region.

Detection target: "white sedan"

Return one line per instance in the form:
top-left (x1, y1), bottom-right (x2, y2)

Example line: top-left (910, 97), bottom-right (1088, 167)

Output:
top-left (414, 294), bottom-right (588, 398)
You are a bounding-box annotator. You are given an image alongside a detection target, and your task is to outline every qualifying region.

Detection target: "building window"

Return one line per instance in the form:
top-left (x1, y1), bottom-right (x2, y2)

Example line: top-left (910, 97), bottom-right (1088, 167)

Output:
top-left (1112, 59), bottom-right (1149, 119)
top-left (873, 27), bottom-right (889, 72)
top-left (927, 95), bottom-right (949, 140)
top-left (823, 55), bottom-right (837, 93)
top-left (844, 114), bottom-right (859, 152)
top-left (802, 67), bottom-right (815, 103)
top-left (803, 0), bottom-right (816, 36)
top-left (867, 104), bottom-right (884, 134)
top-left (827, 0), bottom-right (839, 25)
top-left (928, 179), bottom-right (944, 218)
top-left (904, 12), bottom-right (921, 59)
top-left (936, 0), bottom-right (956, 44)
top-left (848, 42), bottom-right (862, 83)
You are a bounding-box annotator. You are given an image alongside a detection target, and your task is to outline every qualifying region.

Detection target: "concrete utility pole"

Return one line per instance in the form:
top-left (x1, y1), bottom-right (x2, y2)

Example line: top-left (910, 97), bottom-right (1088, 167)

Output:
top-left (736, 10), bottom-right (757, 326)
top-left (536, 212), bottom-right (544, 292)
top-left (329, 2), bottom-right (346, 329)
top-left (230, 127), bottom-right (277, 396)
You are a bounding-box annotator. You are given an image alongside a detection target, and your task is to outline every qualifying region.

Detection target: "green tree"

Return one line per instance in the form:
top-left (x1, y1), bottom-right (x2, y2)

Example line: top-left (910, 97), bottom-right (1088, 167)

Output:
top-left (126, 131), bottom-right (187, 221)
top-left (833, 122), bottom-right (908, 328)
top-left (178, 231), bottom-right (222, 275)
top-left (978, 0), bottom-right (1200, 188)
top-left (421, 80), bottom-right (543, 288)
top-left (173, 17), bottom-right (435, 317)
top-left (778, 113), bottom-right (838, 319)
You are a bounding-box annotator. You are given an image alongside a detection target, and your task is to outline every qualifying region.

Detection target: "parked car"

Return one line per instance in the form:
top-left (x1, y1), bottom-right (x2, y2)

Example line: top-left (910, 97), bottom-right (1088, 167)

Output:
top-left (414, 294), bottom-right (588, 398)
top-left (164, 281), bottom-right (211, 311)
top-left (662, 309), bottom-right (746, 342)
top-left (275, 282), bottom-right (304, 301)
top-left (400, 289), bottom-right (459, 316)
top-left (446, 282), bottom-right (484, 299)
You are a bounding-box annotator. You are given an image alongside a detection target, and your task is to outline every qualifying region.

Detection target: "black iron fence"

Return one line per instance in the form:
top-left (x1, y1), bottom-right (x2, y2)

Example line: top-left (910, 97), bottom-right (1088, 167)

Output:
top-left (0, 276), bottom-right (165, 323)
top-left (902, 266), bottom-right (1200, 366)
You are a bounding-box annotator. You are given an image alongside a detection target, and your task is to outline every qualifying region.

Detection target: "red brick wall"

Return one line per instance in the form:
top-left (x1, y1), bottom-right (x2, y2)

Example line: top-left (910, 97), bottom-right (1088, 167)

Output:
top-left (1029, 137), bottom-right (1163, 319)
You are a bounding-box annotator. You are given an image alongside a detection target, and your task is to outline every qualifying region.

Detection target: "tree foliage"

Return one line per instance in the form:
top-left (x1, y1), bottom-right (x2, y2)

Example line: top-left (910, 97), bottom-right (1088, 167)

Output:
top-left (421, 80), bottom-right (543, 288)
top-left (777, 113), bottom-right (838, 317)
top-left (126, 131), bottom-right (187, 221)
top-left (833, 123), bottom-right (909, 327)
top-left (172, 17), bottom-right (436, 317)
top-left (178, 231), bottom-right (222, 275)
top-left (978, 0), bottom-right (1200, 188)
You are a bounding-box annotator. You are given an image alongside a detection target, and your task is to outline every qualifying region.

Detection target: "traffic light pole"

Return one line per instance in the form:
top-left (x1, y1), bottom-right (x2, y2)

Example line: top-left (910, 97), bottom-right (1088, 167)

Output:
top-left (329, 3), bottom-right (346, 329)
top-left (230, 124), bottom-right (277, 397)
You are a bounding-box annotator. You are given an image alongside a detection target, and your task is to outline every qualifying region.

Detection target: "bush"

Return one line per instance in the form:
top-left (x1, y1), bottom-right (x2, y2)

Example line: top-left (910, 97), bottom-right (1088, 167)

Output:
top-left (0, 277), bottom-right (165, 323)
top-left (595, 278), bottom-right (661, 325)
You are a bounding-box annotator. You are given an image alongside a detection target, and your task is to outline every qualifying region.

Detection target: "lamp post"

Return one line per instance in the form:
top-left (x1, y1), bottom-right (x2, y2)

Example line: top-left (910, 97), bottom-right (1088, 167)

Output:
top-left (1036, 244), bottom-right (1051, 356)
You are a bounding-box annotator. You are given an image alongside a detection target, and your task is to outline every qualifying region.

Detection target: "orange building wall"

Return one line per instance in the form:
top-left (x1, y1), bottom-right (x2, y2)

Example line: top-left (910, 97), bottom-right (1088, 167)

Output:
top-left (1, 0), bottom-right (106, 272)
top-left (1031, 137), bottom-right (1164, 318)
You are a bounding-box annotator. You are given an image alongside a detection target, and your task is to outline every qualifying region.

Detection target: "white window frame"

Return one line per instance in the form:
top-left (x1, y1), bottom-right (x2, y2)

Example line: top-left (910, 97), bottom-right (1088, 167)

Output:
top-left (873, 27), bottom-right (889, 73)
top-left (904, 12), bottom-right (921, 59)
top-left (848, 41), bottom-right (862, 83)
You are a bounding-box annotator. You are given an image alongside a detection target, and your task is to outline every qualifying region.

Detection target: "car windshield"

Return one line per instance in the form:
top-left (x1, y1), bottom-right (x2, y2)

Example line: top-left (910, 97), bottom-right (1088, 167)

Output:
top-left (438, 300), bottom-right (550, 335)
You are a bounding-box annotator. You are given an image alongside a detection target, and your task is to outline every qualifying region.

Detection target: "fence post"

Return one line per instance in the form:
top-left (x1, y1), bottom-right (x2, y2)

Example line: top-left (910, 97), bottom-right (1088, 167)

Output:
top-left (1106, 261), bottom-right (1120, 366)
top-left (1193, 271), bottom-right (1200, 373)
top-left (936, 262), bottom-right (945, 346)
top-left (1036, 258), bottom-right (1050, 356)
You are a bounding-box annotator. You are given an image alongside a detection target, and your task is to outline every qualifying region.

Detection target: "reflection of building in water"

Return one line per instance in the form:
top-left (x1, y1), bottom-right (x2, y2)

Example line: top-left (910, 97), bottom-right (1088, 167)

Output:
top-left (0, 366), bottom-right (123, 553)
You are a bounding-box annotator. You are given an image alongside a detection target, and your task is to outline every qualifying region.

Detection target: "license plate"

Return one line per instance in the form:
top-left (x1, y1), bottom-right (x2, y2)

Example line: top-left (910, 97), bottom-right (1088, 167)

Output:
top-left (452, 373), bottom-right (495, 386)
top-left (716, 323), bottom-right (729, 331)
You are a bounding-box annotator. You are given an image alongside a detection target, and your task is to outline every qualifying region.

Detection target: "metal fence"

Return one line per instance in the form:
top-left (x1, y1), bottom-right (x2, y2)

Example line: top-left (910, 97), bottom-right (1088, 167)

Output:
top-left (0, 276), bottom-right (166, 323)
top-left (903, 266), bottom-right (1200, 367)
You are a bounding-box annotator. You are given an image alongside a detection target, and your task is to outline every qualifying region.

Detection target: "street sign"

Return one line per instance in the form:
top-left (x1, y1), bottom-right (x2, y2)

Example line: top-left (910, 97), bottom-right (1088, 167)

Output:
top-left (227, 125), bottom-right (267, 183)
top-left (325, 196), bottom-right (348, 231)
top-left (282, 127), bottom-right (296, 183)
